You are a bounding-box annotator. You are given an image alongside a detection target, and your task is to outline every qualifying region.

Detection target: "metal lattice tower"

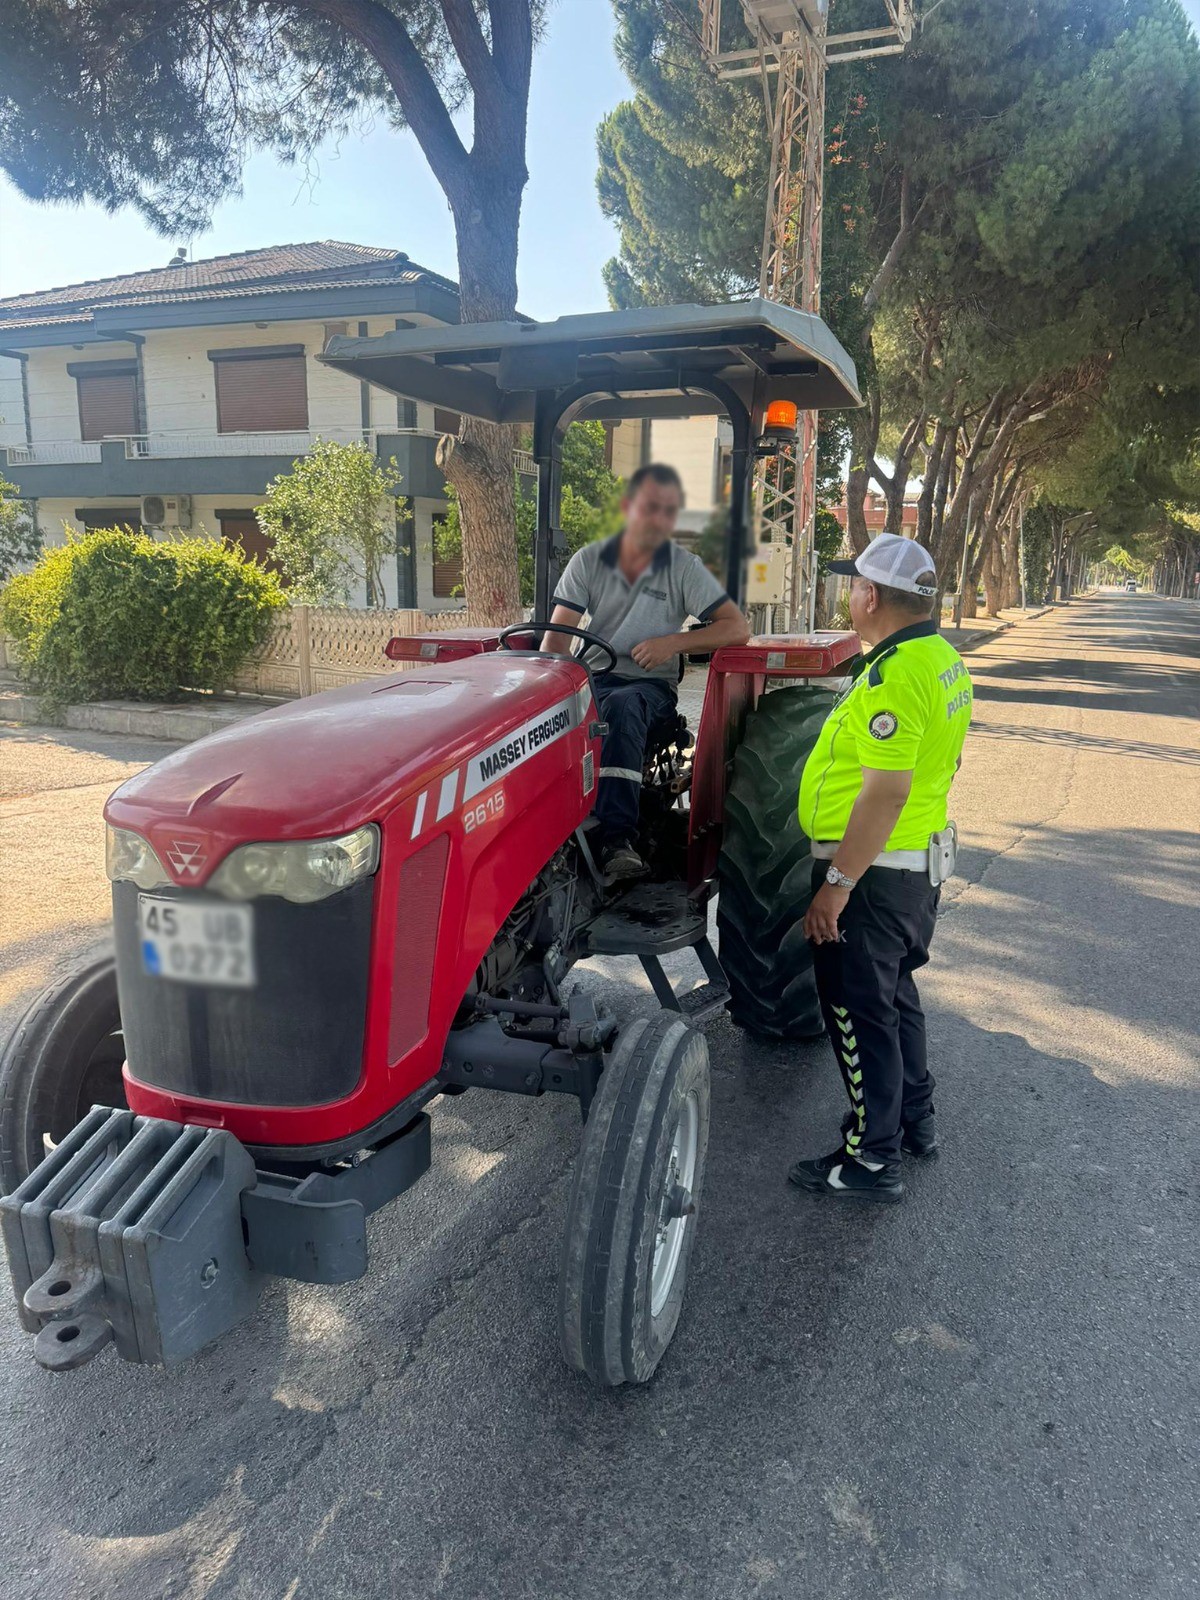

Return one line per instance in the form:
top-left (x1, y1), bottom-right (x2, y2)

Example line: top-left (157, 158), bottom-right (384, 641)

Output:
top-left (699, 0), bottom-right (912, 628)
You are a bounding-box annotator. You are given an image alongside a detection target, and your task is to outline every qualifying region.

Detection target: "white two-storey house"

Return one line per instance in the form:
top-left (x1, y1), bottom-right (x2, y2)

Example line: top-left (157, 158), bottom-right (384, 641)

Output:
top-left (0, 240), bottom-right (481, 609)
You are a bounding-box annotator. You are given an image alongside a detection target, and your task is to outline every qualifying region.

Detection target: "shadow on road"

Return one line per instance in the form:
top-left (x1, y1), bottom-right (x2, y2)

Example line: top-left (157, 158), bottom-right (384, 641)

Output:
top-left (968, 721), bottom-right (1200, 767)
top-left (5, 1003), bottom-right (1195, 1600)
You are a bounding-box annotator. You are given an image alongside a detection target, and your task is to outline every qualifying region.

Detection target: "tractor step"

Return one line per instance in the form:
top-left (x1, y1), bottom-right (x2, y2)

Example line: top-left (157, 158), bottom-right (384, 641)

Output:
top-left (637, 939), bottom-right (730, 1025)
top-left (586, 881), bottom-right (707, 957)
top-left (673, 981), bottom-right (732, 1025)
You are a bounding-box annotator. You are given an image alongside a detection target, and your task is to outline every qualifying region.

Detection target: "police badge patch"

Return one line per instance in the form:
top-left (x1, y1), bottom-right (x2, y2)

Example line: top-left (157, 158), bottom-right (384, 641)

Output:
top-left (868, 710), bottom-right (898, 740)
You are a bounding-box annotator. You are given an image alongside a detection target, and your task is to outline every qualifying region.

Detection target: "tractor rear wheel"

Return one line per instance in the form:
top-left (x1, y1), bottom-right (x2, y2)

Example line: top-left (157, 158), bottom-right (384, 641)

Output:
top-left (0, 953), bottom-right (126, 1193)
top-left (558, 1011), bottom-right (710, 1386)
top-left (717, 684), bottom-right (835, 1042)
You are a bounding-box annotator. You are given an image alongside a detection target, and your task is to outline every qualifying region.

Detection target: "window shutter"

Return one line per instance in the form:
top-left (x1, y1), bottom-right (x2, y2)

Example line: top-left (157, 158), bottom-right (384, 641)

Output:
top-left (76, 505), bottom-right (142, 531)
top-left (76, 372), bottom-right (138, 440)
top-left (213, 352), bottom-right (308, 433)
top-left (432, 548), bottom-right (464, 600)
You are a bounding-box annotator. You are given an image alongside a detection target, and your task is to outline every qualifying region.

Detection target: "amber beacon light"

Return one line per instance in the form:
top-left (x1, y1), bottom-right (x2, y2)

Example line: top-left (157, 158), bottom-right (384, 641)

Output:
top-left (756, 398), bottom-right (799, 455)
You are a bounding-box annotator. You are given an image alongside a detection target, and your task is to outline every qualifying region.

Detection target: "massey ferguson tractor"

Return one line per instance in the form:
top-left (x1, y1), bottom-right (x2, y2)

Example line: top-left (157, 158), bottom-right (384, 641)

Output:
top-left (0, 300), bottom-right (861, 1386)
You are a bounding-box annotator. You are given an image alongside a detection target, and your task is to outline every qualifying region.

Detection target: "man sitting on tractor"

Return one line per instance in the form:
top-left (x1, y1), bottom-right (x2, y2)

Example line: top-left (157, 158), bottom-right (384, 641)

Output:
top-left (542, 462), bottom-right (751, 881)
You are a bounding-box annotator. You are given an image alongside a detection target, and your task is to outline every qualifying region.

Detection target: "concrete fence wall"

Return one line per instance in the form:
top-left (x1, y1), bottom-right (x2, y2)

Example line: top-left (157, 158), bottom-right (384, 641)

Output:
top-left (0, 604), bottom-right (468, 701)
top-left (229, 604), bottom-right (467, 699)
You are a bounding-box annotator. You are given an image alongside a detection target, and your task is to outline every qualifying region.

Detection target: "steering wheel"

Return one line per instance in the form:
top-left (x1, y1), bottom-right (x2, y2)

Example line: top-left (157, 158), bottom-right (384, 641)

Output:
top-left (498, 622), bottom-right (618, 677)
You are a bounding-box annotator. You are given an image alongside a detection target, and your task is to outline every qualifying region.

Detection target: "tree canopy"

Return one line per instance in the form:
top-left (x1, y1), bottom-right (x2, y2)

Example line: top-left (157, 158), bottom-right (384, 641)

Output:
top-left (255, 438), bottom-right (408, 606)
top-left (599, 0), bottom-right (1200, 604)
top-left (0, 476), bottom-right (40, 583)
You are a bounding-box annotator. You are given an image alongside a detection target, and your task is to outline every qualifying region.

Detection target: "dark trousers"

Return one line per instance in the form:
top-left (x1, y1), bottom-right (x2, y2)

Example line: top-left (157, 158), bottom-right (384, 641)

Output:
top-left (592, 672), bottom-right (677, 843)
top-left (810, 860), bottom-right (940, 1165)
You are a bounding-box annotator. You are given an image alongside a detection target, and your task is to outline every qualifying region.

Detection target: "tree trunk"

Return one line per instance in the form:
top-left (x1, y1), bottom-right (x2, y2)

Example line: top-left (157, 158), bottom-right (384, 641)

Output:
top-left (983, 538), bottom-right (1004, 616)
top-left (928, 426), bottom-right (959, 585)
top-left (1001, 513), bottom-right (1021, 609)
top-left (917, 420), bottom-right (949, 548)
top-left (436, 169), bottom-right (524, 626)
top-left (304, 0), bottom-right (532, 624)
top-left (880, 410), bottom-right (927, 535)
top-left (845, 394), bottom-right (880, 554)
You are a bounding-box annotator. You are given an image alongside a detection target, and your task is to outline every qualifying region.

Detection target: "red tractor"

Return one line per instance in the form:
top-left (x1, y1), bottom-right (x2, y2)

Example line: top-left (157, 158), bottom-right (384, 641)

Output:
top-left (0, 301), bottom-right (860, 1386)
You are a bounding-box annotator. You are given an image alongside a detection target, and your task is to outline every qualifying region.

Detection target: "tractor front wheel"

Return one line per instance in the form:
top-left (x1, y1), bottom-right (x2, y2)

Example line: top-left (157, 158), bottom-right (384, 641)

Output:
top-left (717, 683), bottom-right (835, 1041)
top-left (558, 1011), bottom-right (710, 1386)
top-left (0, 953), bottom-right (126, 1193)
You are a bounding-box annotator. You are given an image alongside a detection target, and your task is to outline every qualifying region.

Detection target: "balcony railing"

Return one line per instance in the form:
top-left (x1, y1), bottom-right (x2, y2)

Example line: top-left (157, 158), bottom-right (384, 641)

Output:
top-left (5, 440), bottom-right (103, 465)
top-left (4, 430), bottom-right (543, 475)
top-left (124, 427), bottom-right (381, 459)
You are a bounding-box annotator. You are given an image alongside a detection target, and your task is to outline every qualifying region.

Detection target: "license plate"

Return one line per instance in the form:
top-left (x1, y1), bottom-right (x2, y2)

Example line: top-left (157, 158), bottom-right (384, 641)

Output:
top-left (138, 896), bottom-right (256, 988)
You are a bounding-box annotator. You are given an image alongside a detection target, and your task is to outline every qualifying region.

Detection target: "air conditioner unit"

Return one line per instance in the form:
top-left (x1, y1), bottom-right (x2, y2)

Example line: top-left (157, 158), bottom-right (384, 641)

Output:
top-left (141, 494), bottom-right (192, 530)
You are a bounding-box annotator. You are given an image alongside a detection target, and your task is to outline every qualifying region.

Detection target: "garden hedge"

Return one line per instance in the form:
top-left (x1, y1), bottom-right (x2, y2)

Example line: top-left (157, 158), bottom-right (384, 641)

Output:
top-left (0, 527), bottom-right (285, 703)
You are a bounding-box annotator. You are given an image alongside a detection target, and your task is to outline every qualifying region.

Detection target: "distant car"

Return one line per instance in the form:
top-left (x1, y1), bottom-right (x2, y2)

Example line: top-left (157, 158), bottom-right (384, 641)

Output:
top-left (1125, 579), bottom-right (1138, 591)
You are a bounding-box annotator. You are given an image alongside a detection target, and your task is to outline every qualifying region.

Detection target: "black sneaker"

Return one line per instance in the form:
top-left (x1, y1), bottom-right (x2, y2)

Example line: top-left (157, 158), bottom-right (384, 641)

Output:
top-left (788, 1150), bottom-right (905, 1203)
top-left (840, 1110), bottom-right (940, 1162)
top-left (901, 1115), bottom-right (939, 1160)
top-left (601, 840), bottom-right (648, 882)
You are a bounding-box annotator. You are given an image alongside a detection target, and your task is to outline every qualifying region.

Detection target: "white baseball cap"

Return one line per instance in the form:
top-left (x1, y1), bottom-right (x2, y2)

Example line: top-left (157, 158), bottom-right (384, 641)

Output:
top-left (828, 533), bottom-right (938, 597)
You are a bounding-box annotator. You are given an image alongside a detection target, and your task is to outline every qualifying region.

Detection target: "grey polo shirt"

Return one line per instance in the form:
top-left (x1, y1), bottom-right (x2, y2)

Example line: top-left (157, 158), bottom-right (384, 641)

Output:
top-left (553, 533), bottom-right (730, 684)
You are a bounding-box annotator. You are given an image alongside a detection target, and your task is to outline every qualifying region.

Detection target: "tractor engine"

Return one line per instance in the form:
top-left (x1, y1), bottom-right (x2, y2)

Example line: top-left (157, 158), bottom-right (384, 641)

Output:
top-left (465, 849), bottom-right (584, 1008)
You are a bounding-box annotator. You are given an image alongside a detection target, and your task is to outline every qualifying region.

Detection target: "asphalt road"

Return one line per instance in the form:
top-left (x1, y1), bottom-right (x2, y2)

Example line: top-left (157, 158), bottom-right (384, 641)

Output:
top-left (1, 592), bottom-right (1197, 1600)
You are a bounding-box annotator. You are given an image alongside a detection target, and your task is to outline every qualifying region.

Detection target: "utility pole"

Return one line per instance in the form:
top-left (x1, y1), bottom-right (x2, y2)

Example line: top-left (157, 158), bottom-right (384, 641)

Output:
top-left (699, 0), bottom-right (914, 630)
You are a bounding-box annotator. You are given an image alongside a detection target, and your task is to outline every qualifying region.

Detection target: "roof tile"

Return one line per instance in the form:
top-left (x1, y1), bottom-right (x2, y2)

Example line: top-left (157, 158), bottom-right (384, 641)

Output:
top-left (0, 241), bottom-right (457, 331)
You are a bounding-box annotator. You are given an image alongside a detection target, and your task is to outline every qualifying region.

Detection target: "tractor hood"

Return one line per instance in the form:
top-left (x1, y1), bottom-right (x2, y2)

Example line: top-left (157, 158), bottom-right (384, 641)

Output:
top-left (105, 654), bottom-right (588, 887)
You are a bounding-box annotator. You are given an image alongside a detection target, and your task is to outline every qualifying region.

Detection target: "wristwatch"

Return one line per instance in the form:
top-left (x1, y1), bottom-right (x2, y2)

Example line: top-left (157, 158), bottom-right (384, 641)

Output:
top-left (826, 864), bottom-right (857, 890)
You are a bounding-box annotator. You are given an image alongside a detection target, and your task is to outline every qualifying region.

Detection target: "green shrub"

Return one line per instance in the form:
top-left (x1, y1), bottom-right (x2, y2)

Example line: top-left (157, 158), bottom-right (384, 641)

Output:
top-left (0, 527), bottom-right (286, 703)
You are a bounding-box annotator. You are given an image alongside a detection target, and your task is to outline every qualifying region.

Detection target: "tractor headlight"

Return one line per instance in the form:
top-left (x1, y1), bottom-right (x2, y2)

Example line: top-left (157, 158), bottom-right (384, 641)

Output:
top-left (208, 824), bottom-right (380, 904)
top-left (105, 826), bottom-right (171, 890)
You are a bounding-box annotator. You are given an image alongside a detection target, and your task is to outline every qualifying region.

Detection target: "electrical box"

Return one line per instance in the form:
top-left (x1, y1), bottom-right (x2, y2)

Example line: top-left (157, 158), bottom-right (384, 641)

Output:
top-left (743, 0), bottom-right (829, 38)
top-left (746, 541), bottom-right (788, 604)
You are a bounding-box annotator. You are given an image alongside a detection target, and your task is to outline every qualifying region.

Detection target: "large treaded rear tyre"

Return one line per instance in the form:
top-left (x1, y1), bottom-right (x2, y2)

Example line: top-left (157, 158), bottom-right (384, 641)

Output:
top-left (0, 954), bottom-right (126, 1193)
top-left (559, 1011), bottom-right (710, 1387)
top-left (716, 684), bottom-right (835, 1041)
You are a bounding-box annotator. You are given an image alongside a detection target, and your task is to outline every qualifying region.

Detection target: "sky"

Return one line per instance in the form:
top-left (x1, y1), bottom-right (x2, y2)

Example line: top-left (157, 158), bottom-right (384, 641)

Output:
top-left (0, 2), bottom-right (630, 321)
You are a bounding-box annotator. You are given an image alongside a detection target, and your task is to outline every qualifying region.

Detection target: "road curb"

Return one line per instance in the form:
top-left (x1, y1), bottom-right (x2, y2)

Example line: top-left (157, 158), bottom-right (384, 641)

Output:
top-left (0, 686), bottom-right (261, 743)
top-left (949, 605), bottom-right (1052, 653)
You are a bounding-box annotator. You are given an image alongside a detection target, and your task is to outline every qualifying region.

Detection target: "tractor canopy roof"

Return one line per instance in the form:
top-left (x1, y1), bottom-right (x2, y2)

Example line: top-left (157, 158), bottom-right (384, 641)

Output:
top-left (318, 298), bottom-right (860, 424)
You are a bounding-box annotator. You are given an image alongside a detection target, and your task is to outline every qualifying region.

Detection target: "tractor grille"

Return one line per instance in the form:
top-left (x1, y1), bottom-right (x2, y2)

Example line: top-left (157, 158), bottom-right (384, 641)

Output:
top-left (388, 834), bottom-right (449, 1063)
top-left (112, 878), bottom-right (373, 1108)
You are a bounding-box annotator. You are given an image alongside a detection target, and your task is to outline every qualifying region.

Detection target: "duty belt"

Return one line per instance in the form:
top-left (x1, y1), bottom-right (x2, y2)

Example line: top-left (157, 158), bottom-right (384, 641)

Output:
top-left (811, 841), bottom-right (927, 871)
top-left (812, 824), bottom-right (958, 885)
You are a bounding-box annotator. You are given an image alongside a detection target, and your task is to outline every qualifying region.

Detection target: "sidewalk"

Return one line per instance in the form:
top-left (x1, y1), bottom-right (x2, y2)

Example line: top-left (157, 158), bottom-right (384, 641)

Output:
top-left (1, 604), bottom-right (1054, 747)
top-left (941, 603), bottom-right (1051, 653)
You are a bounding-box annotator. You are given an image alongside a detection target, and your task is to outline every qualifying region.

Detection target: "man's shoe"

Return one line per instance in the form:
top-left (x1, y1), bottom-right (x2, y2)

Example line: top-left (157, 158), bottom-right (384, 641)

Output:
top-left (788, 1151), bottom-right (904, 1203)
top-left (601, 840), bottom-right (648, 882)
top-left (901, 1115), bottom-right (939, 1160)
top-left (840, 1110), bottom-right (939, 1161)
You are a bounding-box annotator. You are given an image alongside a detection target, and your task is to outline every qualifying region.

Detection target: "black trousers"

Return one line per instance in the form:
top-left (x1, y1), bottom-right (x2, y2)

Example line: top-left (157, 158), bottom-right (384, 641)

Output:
top-left (809, 860), bottom-right (940, 1165)
top-left (592, 672), bottom-right (677, 843)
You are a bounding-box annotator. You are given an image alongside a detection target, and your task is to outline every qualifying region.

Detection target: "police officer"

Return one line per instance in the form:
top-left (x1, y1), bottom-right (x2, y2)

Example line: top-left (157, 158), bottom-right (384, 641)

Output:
top-left (788, 533), bottom-right (972, 1203)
